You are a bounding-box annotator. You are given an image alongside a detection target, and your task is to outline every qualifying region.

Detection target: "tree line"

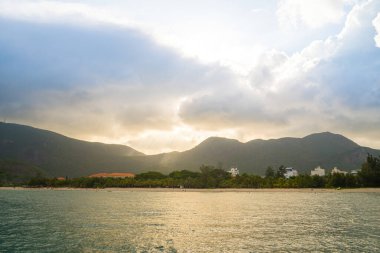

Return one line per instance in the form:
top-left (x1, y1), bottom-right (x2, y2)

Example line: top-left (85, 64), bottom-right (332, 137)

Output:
top-left (23, 154), bottom-right (380, 189)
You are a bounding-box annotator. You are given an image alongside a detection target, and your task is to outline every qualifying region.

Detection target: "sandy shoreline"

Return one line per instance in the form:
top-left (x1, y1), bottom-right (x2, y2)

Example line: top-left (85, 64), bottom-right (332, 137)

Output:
top-left (1, 187), bottom-right (379, 193)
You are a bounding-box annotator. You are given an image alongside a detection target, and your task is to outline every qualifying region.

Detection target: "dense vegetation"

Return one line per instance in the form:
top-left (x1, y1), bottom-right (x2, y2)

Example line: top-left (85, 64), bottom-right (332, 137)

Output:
top-left (21, 155), bottom-right (380, 189)
top-left (0, 159), bottom-right (45, 186)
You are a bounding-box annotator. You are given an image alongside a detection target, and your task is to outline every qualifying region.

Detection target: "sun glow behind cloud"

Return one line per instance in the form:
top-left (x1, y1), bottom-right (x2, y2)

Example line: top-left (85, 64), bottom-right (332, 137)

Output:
top-left (0, 0), bottom-right (380, 154)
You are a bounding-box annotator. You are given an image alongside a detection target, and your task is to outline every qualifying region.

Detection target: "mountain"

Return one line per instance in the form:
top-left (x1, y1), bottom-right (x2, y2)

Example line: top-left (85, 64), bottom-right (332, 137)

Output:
top-left (1, 122), bottom-right (379, 178)
top-left (150, 132), bottom-right (379, 175)
top-left (0, 123), bottom-right (143, 177)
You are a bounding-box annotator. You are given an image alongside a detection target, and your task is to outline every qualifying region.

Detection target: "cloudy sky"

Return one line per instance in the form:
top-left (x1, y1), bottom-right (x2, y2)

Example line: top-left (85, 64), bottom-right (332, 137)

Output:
top-left (0, 0), bottom-right (380, 154)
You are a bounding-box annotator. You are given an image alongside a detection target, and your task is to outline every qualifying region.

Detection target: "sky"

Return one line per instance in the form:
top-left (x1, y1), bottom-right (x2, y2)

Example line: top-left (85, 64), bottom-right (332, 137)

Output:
top-left (0, 0), bottom-right (380, 154)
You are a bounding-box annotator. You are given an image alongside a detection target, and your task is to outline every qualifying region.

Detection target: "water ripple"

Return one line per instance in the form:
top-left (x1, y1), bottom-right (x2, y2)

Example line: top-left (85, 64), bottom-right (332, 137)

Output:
top-left (0, 190), bottom-right (379, 252)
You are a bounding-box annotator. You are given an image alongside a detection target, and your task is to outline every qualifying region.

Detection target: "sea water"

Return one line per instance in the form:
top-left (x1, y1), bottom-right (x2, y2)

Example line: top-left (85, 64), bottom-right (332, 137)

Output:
top-left (0, 189), bottom-right (379, 252)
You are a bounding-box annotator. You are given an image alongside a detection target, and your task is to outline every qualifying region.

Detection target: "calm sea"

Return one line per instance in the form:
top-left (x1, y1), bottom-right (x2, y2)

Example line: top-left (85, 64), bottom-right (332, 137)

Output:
top-left (0, 189), bottom-right (379, 252)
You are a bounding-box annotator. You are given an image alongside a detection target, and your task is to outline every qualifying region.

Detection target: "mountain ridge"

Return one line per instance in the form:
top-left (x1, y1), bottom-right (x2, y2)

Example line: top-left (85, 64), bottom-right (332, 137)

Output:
top-left (0, 122), bottom-right (144, 177)
top-left (1, 122), bottom-right (379, 177)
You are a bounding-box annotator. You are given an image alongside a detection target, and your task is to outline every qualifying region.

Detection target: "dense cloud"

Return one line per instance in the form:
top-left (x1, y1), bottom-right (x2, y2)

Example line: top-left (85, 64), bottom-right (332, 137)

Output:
top-left (179, 0), bottom-right (380, 145)
top-left (0, 18), bottom-right (236, 139)
top-left (0, 0), bottom-right (379, 153)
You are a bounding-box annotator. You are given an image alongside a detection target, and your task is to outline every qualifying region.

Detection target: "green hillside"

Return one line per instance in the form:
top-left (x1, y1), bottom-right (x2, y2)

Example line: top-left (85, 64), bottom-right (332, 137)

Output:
top-left (1, 122), bottom-right (379, 178)
top-left (138, 133), bottom-right (379, 175)
top-left (0, 159), bottom-right (46, 185)
top-left (0, 123), bottom-right (144, 177)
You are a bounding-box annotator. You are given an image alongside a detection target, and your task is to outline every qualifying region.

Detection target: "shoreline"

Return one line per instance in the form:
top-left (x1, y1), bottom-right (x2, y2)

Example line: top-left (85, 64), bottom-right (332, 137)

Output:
top-left (1, 187), bottom-right (379, 193)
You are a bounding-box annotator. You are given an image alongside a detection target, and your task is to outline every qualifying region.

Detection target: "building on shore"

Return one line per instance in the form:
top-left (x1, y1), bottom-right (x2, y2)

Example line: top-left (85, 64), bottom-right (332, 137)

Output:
top-left (88, 172), bottom-right (135, 178)
top-left (350, 170), bottom-right (359, 176)
top-left (228, 167), bottom-right (239, 177)
top-left (331, 167), bottom-right (348, 175)
top-left (284, 167), bottom-right (298, 178)
top-left (311, 166), bottom-right (325, 176)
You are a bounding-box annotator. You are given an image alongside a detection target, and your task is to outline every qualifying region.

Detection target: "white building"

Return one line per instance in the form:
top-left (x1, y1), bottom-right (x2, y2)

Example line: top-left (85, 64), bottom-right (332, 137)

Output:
top-left (350, 170), bottom-right (358, 176)
top-left (284, 167), bottom-right (298, 178)
top-left (331, 167), bottom-right (348, 175)
top-left (228, 167), bottom-right (239, 177)
top-left (311, 166), bottom-right (325, 176)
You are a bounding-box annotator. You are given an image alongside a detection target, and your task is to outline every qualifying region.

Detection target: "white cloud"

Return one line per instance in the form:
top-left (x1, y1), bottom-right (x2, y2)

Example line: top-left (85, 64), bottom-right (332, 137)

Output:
top-left (0, 0), bottom-right (136, 28)
top-left (179, 0), bottom-right (380, 149)
top-left (277, 0), bottom-right (350, 29)
top-left (373, 12), bottom-right (380, 47)
top-left (0, 0), bottom-right (273, 75)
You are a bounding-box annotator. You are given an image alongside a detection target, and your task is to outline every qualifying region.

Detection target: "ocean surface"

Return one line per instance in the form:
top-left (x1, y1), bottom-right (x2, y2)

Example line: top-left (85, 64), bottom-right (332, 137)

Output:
top-left (0, 189), bottom-right (379, 252)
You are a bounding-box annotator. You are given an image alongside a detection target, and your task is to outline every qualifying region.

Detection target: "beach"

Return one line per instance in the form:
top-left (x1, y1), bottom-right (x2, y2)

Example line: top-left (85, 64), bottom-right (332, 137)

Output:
top-left (1, 187), bottom-right (379, 193)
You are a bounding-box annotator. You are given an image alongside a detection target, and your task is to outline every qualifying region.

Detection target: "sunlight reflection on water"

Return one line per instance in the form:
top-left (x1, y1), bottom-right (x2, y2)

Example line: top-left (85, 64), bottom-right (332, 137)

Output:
top-left (0, 190), bottom-right (379, 252)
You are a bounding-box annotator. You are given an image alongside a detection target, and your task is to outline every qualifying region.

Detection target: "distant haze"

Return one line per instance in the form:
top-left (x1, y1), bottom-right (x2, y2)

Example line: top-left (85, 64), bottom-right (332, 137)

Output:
top-left (0, 0), bottom-right (380, 154)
